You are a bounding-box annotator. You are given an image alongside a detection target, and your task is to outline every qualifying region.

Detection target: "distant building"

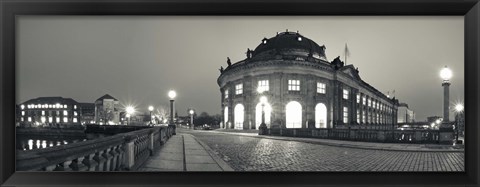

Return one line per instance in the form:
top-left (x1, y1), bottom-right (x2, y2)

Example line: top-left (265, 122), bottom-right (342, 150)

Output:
top-left (18, 97), bottom-right (81, 126)
top-left (79, 103), bottom-right (95, 124)
top-left (397, 103), bottom-right (415, 123)
top-left (94, 94), bottom-right (120, 125)
top-left (454, 112), bottom-right (465, 136)
top-left (218, 31), bottom-right (400, 130)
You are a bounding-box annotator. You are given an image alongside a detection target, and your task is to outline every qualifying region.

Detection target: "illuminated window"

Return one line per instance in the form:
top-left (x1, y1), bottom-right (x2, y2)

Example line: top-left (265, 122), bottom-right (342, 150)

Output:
top-left (28, 117), bottom-right (32, 122)
top-left (41, 111), bottom-right (45, 116)
top-left (56, 103), bottom-right (60, 108)
top-left (234, 104), bottom-right (244, 129)
top-left (63, 110), bottom-right (68, 116)
top-left (357, 110), bottom-right (360, 123)
top-left (235, 84), bottom-right (243, 95)
top-left (21, 118), bottom-right (24, 122)
top-left (21, 111), bottom-right (25, 116)
top-left (343, 107), bottom-right (348, 123)
top-left (286, 101), bottom-right (302, 128)
top-left (317, 82), bottom-right (326, 94)
top-left (343, 89), bottom-right (349, 100)
top-left (74, 111), bottom-right (77, 116)
top-left (56, 111), bottom-right (60, 115)
top-left (373, 101), bottom-right (376, 109)
top-left (362, 111), bottom-right (366, 123)
top-left (368, 99), bottom-right (371, 107)
top-left (21, 105), bottom-right (25, 109)
top-left (224, 90), bottom-right (229, 99)
top-left (64, 105), bottom-right (67, 108)
top-left (74, 105), bottom-right (77, 109)
top-left (363, 96), bottom-right (366, 105)
top-left (56, 117), bottom-right (60, 122)
top-left (357, 94), bottom-right (360, 103)
top-left (41, 117), bottom-right (46, 123)
top-left (288, 80), bottom-right (300, 91)
top-left (315, 103), bottom-right (327, 128)
top-left (258, 80), bottom-right (269, 92)
top-left (48, 117), bottom-right (53, 123)
top-left (73, 118), bottom-right (78, 123)
top-left (63, 117), bottom-right (68, 123)
top-left (37, 104), bottom-right (41, 108)
top-left (255, 102), bottom-right (272, 129)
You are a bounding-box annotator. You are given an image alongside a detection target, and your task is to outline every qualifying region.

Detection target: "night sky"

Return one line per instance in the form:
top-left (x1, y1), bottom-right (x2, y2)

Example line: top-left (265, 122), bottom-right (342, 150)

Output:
top-left (16, 16), bottom-right (464, 120)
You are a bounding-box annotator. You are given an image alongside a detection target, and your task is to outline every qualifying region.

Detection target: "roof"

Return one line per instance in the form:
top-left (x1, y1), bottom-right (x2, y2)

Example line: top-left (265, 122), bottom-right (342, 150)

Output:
top-left (252, 31), bottom-right (326, 58)
top-left (21, 97), bottom-right (79, 105)
top-left (96, 94), bottom-right (118, 101)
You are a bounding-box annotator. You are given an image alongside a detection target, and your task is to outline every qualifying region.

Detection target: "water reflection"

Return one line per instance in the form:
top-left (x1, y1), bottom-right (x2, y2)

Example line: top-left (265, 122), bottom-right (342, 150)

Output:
top-left (17, 135), bottom-right (87, 151)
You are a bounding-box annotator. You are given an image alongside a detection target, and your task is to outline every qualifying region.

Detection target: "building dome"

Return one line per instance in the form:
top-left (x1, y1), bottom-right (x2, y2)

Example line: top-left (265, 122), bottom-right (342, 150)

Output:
top-left (252, 31), bottom-right (326, 59)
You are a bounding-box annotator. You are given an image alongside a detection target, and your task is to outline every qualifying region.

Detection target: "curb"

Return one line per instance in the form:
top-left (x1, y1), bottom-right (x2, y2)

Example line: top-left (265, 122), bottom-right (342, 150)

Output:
top-left (187, 134), bottom-right (235, 171)
top-left (207, 130), bottom-right (464, 153)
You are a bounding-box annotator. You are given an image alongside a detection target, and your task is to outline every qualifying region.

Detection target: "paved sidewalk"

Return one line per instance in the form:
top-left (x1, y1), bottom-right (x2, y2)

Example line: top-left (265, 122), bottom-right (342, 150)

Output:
top-left (139, 133), bottom-right (234, 171)
top-left (192, 129), bottom-right (464, 152)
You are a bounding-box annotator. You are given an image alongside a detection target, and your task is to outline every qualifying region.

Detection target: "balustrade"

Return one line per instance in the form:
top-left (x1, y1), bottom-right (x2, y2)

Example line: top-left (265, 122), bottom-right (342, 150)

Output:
top-left (16, 125), bottom-right (176, 171)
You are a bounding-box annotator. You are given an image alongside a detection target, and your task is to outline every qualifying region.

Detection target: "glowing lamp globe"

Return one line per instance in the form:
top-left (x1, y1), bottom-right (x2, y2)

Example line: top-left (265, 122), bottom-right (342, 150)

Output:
top-left (440, 66), bottom-right (452, 81)
top-left (189, 110), bottom-right (194, 115)
top-left (168, 90), bottom-right (176, 100)
top-left (455, 104), bottom-right (464, 112)
top-left (148, 106), bottom-right (154, 111)
top-left (260, 96), bottom-right (267, 103)
top-left (126, 106), bottom-right (135, 114)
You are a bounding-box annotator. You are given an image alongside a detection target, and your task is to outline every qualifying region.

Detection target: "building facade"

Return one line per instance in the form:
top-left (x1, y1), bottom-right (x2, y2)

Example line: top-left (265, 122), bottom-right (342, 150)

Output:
top-left (94, 94), bottom-right (120, 125)
top-left (18, 97), bottom-right (81, 126)
top-left (79, 103), bottom-right (95, 124)
top-left (217, 31), bottom-right (399, 130)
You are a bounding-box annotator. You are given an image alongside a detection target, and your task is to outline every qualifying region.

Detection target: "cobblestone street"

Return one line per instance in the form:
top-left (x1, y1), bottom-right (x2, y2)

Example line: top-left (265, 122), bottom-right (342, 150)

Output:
top-left (183, 130), bottom-right (464, 172)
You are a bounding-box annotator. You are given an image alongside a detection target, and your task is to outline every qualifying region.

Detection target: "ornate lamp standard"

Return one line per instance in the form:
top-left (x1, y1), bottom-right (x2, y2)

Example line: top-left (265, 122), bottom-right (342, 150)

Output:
top-left (148, 106), bottom-right (154, 125)
top-left (168, 90), bottom-right (177, 135)
top-left (439, 66), bottom-right (454, 144)
top-left (454, 103), bottom-right (464, 143)
top-left (189, 109), bottom-right (195, 130)
top-left (257, 87), bottom-right (268, 135)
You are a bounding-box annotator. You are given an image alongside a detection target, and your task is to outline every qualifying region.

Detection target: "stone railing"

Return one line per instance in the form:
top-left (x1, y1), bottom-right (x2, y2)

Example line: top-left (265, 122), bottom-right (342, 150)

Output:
top-left (16, 126), bottom-right (175, 171)
top-left (268, 128), bottom-right (440, 144)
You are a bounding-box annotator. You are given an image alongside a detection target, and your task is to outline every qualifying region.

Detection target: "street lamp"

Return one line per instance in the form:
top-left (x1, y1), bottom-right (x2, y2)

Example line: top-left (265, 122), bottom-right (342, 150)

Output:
top-left (148, 106), bottom-right (154, 125)
top-left (257, 87), bottom-right (268, 134)
top-left (168, 90), bottom-right (177, 135)
top-left (126, 106), bottom-right (135, 125)
top-left (454, 103), bottom-right (464, 143)
top-left (189, 109), bottom-right (195, 130)
top-left (440, 66), bottom-right (452, 122)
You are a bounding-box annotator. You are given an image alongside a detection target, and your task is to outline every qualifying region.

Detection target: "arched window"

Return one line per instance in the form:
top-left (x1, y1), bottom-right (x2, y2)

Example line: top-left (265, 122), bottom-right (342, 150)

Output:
top-left (315, 103), bottom-right (327, 128)
top-left (255, 102), bottom-right (272, 129)
top-left (224, 107), bottom-right (229, 124)
top-left (234, 104), bottom-right (244, 130)
top-left (286, 101), bottom-right (302, 128)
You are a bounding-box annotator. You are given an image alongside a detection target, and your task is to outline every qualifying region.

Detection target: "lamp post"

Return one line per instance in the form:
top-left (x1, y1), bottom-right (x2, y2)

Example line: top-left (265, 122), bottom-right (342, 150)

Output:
top-left (454, 103), bottom-right (464, 143)
top-left (148, 106), bottom-right (154, 126)
top-left (189, 109), bottom-right (195, 130)
top-left (440, 66), bottom-right (452, 122)
top-left (168, 90), bottom-right (177, 135)
top-left (126, 106), bottom-right (135, 126)
top-left (257, 87), bottom-right (268, 135)
top-left (439, 66), bottom-right (454, 144)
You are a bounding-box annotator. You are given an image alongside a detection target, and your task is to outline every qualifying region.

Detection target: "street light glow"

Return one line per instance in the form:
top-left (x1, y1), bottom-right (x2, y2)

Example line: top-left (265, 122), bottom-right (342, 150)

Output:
top-left (435, 119), bottom-right (441, 124)
top-left (148, 106), bottom-right (154, 111)
top-left (455, 104), bottom-right (464, 112)
top-left (260, 96), bottom-right (267, 103)
top-left (168, 90), bottom-right (176, 100)
top-left (189, 109), bottom-right (194, 115)
top-left (440, 66), bottom-right (452, 81)
top-left (126, 106), bottom-right (135, 114)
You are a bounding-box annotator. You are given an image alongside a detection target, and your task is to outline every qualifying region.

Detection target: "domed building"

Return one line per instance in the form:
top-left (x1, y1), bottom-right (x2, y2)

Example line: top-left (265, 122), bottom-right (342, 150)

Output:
top-left (217, 31), bottom-right (399, 130)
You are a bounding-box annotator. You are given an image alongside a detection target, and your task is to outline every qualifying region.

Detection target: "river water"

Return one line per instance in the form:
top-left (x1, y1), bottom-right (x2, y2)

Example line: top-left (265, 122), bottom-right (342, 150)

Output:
top-left (16, 135), bottom-right (87, 151)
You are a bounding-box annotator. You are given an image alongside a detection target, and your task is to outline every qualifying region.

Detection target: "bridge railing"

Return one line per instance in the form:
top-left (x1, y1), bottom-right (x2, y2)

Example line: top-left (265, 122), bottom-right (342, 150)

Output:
top-left (268, 128), bottom-right (440, 144)
top-left (16, 125), bottom-right (175, 171)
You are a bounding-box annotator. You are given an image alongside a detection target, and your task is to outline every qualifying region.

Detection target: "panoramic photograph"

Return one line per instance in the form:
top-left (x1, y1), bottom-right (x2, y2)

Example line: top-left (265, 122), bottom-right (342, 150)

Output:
top-left (15, 16), bottom-right (464, 172)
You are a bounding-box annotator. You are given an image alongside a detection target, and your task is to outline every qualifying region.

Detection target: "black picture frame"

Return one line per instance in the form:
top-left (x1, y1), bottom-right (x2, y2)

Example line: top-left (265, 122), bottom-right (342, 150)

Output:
top-left (1, 0), bottom-right (479, 186)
